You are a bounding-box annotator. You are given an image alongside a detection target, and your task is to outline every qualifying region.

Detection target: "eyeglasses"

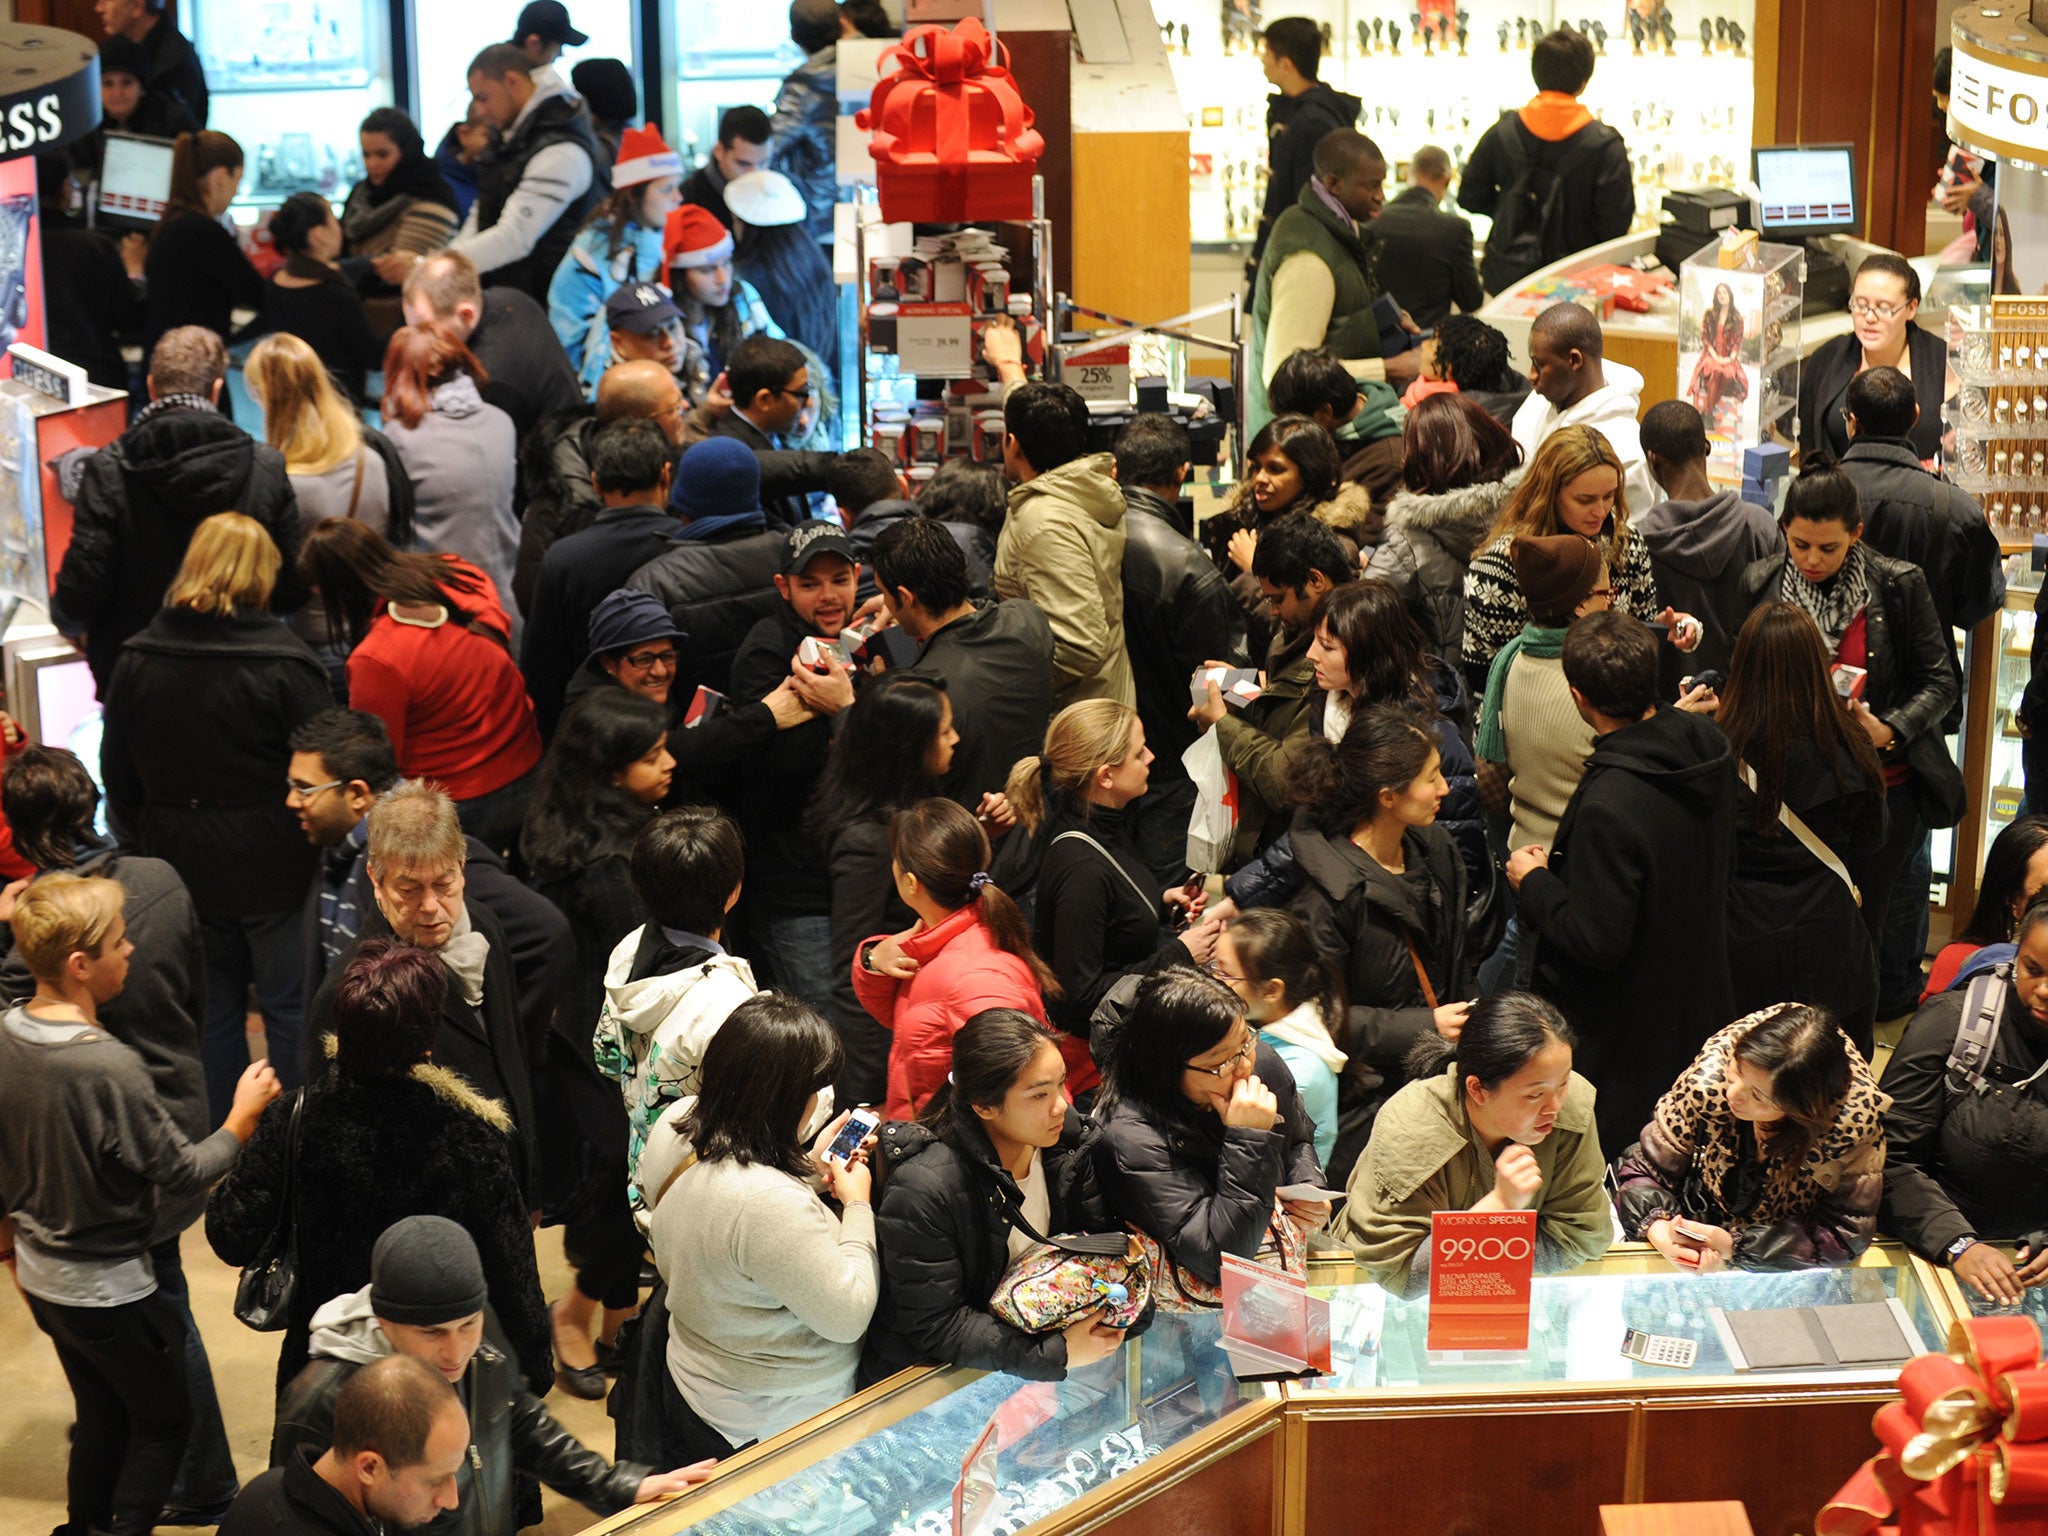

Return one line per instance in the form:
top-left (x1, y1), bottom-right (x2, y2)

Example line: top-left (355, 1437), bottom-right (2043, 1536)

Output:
top-left (1202, 958), bottom-right (1247, 985)
top-left (620, 647), bottom-right (678, 671)
top-left (777, 382), bottom-right (816, 403)
top-left (1848, 298), bottom-right (1910, 320)
top-left (1185, 1028), bottom-right (1256, 1079)
top-left (286, 777), bottom-right (343, 803)
top-left (1585, 587), bottom-right (1614, 599)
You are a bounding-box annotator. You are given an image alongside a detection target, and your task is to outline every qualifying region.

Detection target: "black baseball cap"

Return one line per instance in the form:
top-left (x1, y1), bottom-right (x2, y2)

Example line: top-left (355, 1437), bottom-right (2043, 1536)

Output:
top-left (512, 1), bottom-right (588, 46)
top-left (784, 519), bottom-right (857, 575)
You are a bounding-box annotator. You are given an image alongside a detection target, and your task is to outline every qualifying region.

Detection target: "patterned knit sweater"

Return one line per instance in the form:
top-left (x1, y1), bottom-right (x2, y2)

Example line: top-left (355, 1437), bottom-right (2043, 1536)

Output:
top-left (1460, 530), bottom-right (1660, 685)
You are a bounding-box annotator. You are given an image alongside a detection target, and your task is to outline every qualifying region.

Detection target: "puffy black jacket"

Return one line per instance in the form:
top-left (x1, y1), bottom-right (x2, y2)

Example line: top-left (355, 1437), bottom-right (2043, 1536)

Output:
top-left (100, 609), bottom-right (328, 916)
top-left (57, 406), bottom-right (304, 688)
top-left (522, 503), bottom-right (680, 735)
top-left (848, 500), bottom-right (995, 603)
top-left (1091, 1041), bottom-right (1323, 1287)
top-left (1880, 972), bottom-right (2048, 1260)
top-left (204, 1060), bottom-right (549, 1397)
top-left (1517, 705), bottom-right (1738, 1155)
top-left (1739, 547), bottom-right (1964, 825)
top-left (271, 1312), bottom-right (642, 1535)
top-left (861, 1111), bottom-right (1138, 1385)
top-left (625, 524), bottom-right (785, 699)
top-left (905, 599), bottom-right (1056, 806)
top-left (1120, 486), bottom-right (1247, 791)
top-left (513, 408), bottom-right (600, 615)
top-left (1287, 813), bottom-right (1469, 1185)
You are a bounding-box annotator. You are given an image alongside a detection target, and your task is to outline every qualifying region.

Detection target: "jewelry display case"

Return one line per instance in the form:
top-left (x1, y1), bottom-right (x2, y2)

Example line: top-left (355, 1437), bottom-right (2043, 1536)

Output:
top-left (1677, 239), bottom-right (1805, 485)
top-left (1146, 0), bottom-right (1759, 249)
top-left (582, 1246), bottom-right (1957, 1536)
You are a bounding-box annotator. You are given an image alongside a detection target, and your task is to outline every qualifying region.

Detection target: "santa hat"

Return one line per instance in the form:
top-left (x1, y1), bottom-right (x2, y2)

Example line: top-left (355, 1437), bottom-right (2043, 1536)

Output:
top-left (611, 125), bottom-right (683, 191)
top-left (664, 204), bottom-right (735, 271)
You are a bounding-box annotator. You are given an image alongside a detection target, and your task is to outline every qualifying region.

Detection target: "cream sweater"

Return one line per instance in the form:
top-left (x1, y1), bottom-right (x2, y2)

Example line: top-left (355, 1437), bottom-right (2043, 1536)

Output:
top-left (1498, 651), bottom-right (1597, 850)
top-left (651, 1156), bottom-right (878, 1446)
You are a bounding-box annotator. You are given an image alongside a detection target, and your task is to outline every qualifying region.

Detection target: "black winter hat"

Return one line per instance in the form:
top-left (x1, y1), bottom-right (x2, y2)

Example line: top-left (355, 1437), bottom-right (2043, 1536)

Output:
top-left (370, 1216), bottom-right (489, 1324)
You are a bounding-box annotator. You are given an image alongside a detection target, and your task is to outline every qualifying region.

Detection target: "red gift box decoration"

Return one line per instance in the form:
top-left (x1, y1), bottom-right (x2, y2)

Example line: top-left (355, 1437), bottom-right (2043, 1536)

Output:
top-left (857, 18), bottom-right (1044, 223)
top-left (1819, 1317), bottom-right (2048, 1536)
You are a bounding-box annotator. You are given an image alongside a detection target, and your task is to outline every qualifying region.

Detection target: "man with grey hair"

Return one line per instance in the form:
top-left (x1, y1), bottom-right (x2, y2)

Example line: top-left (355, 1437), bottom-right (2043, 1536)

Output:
top-left (1371, 143), bottom-right (1483, 329)
top-left (302, 781), bottom-right (537, 1195)
top-left (55, 325), bottom-right (304, 688)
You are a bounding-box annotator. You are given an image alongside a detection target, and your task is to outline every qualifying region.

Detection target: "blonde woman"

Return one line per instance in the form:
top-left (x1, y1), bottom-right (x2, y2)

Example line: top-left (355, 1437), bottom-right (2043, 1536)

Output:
top-left (246, 334), bottom-right (415, 667)
top-left (99, 513), bottom-right (331, 1120)
top-left (1008, 700), bottom-right (1224, 1051)
top-left (1459, 424), bottom-right (1695, 693)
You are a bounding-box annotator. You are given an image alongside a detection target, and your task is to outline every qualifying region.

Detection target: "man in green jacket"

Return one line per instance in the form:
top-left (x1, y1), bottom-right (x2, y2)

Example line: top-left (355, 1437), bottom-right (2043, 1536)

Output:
top-left (994, 381), bottom-right (1135, 710)
top-left (1192, 514), bottom-right (1353, 867)
top-left (1249, 128), bottom-right (1422, 436)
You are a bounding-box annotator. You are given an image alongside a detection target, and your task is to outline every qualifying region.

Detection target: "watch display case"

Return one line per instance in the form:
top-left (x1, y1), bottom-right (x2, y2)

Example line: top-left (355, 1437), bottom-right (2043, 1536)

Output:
top-left (584, 1310), bottom-right (1279, 1536)
top-left (1146, 0), bottom-right (1758, 249)
top-left (581, 1248), bottom-right (1960, 1536)
top-left (1935, 1243), bottom-right (2048, 1328)
top-left (187, 0), bottom-right (397, 210)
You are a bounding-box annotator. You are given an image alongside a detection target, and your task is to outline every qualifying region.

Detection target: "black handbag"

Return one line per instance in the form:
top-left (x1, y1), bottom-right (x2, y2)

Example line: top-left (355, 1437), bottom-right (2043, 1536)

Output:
top-left (233, 1088), bottom-right (305, 1332)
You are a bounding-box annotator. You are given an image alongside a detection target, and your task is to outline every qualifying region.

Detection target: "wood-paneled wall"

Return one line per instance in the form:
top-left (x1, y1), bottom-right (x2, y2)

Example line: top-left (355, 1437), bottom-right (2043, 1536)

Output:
top-left (1764, 0), bottom-right (1938, 256)
top-left (12, 0), bottom-right (165, 37)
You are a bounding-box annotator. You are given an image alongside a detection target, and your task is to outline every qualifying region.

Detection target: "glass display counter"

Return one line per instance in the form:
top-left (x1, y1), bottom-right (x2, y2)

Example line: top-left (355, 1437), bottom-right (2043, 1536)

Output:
top-left (1933, 1243), bottom-right (2048, 1330)
top-left (1280, 1245), bottom-right (1952, 1536)
top-left (582, 1310), bottom-right (1281, 1536)
top-left (582, 1247), bottom-right (1955, 1536)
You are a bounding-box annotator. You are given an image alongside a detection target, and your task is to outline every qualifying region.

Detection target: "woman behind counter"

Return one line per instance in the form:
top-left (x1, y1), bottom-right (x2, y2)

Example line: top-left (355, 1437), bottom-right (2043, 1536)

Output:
top-left (1337, 991), bottom-right (1609, 1295)
top-left (1614, 1003), bottom-right (1887, 1272)
top-left (1798, 253), bottom-right (1948, 465)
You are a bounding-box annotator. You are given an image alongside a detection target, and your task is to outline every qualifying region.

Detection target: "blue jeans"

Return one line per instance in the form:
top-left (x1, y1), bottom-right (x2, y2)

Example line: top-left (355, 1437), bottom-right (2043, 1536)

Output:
top-left (1478, 914), bottom-right (1536, 996)
top-left (198, 909), bottom-right (305, 1124)
top-left (754, 912), bottom-right (836, 1012)
top-left (152, 1236), bottom-right (237, 1514)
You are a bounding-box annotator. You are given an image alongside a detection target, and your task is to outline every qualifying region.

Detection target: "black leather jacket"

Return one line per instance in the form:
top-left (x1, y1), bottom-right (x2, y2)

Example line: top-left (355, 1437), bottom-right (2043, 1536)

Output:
top-left (270, 1314), bottom-right (645, 1535)
top-left (1739, 547), bottom-right (1964, 824)
top-left (1120, 486), bottom-right (1248, 785)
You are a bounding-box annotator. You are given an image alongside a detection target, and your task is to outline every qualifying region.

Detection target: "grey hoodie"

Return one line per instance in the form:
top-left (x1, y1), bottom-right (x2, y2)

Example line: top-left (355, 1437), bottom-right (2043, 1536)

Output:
top-left (305, 1283), bottom-right (390, 1365)
top-left (384, 373), bottom-right (522, 628)
top-left (1635, 489), bottom-right (1783, 676)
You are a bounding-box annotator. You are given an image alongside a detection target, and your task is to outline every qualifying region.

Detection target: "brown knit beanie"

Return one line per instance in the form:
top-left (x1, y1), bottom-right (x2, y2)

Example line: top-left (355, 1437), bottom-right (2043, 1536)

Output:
top-left (1511, 534), bottom-right (1603, 621)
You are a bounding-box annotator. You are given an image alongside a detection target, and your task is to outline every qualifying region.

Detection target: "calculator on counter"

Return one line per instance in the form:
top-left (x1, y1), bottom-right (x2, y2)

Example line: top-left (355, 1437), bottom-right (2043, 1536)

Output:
top-left (1621, 1328), bottom-right (1699, 1369)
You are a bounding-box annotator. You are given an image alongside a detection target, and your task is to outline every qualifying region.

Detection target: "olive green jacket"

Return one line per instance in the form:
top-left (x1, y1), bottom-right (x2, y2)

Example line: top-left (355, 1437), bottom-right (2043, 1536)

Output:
top-left (1337, 1063), bottom-right (1612, 1295)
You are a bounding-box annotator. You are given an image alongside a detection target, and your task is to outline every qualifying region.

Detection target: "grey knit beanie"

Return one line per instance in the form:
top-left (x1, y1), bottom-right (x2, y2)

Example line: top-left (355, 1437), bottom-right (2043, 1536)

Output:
top-left (370, 1216), bottom-right (489, 1325)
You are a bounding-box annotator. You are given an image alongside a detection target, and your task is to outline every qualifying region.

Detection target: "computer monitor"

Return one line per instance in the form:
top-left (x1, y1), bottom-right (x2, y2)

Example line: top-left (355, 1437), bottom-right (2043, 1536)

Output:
top-left (1751, 142), bottom-right (1861, 240)
top-left (95, 133), bottom-right (176, 229)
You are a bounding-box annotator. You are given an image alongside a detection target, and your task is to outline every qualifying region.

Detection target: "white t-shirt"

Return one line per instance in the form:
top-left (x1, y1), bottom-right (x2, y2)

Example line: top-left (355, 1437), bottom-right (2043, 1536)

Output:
top-left (1007, 1150), bottom-right (1051, 1261)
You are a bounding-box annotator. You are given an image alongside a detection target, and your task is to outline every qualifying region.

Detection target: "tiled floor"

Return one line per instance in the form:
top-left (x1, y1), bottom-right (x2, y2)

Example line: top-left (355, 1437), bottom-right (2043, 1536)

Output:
top-left (0, 1222), bottom-right (615, 1536)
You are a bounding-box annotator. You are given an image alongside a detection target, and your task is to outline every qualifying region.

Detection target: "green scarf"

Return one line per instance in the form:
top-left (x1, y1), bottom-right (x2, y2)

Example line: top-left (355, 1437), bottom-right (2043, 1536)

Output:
top-left (1476, 623), bottom-right (1567, 761)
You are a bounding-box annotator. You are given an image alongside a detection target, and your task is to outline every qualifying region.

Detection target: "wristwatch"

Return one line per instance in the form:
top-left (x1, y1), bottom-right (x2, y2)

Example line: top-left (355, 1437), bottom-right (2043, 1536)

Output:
top-left (1946, 1234), bottom-right (1981, 1265)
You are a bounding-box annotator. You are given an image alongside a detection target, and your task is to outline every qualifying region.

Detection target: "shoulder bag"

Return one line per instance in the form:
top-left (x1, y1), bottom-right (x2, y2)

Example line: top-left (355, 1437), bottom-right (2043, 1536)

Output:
top-left (233, 1088), bottom-right (305, 1332)
top-left (1737, 761), bottom-right (1860, 907)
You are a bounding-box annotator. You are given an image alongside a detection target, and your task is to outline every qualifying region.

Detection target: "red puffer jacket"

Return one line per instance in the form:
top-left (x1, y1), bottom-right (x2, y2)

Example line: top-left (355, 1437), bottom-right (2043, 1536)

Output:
top-left (853, 905), bottom-right (1084, 1120)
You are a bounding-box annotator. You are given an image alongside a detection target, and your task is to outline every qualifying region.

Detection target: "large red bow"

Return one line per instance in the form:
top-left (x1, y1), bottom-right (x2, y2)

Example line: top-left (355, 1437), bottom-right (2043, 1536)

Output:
top-left (1820, 1317), bottom-right (2048, 1536)
top-left (857, 17), bottom-right (1043, 222)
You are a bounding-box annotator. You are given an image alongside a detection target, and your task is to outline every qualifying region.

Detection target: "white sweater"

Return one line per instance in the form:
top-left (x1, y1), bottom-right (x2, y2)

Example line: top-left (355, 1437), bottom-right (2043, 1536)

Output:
top-left (651, 1157), bottom-right (878, 1446)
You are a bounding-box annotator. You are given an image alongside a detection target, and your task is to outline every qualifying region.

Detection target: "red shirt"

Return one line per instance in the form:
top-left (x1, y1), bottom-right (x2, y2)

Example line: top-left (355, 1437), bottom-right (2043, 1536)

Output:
top-left (1835, 612), bottom-right (1910, 788)
top-left (346, 557), bottom-right (542, 801)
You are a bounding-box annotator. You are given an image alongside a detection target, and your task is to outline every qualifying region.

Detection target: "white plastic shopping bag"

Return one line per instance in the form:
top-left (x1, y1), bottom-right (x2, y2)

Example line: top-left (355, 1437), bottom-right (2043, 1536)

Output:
top-left (1182, 730), bottom-right (1238, 874)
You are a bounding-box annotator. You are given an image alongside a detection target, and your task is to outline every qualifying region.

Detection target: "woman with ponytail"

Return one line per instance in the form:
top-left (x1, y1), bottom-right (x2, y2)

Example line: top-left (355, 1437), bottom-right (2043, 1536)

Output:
top-left (1006, 700), bottom-right (1223, 1045)
top-left (144, 131), bottom-right (263, 359)
top-left (860, 1009), bottom-right (1137, 1384)
top-left (853, 799), bottom-right (1072, 1118)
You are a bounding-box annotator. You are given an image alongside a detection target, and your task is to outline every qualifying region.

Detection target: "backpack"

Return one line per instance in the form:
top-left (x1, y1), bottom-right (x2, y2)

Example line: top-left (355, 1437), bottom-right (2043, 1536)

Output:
top-left (1945, 961), bottom-right (2048, 1097)
top-left (1480, 116), bottom-right (1620, 293)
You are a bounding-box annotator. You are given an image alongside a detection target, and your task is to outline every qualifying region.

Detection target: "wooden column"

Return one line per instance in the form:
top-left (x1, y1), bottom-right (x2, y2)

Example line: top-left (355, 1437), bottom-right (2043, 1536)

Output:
top-left (997, 7), bottom-right (1073, 296)
top-left (1765, 0), bottom-right (1938, 255)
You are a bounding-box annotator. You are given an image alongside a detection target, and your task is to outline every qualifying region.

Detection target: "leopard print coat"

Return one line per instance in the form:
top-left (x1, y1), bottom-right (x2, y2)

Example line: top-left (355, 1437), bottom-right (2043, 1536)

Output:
top-left (1612, 1005), bottom-right (1890, 1268)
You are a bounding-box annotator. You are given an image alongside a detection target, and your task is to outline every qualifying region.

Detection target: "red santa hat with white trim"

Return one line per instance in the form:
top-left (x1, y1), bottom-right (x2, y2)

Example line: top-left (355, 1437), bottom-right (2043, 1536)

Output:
top-left (611, 124), bottom-right (683, 190)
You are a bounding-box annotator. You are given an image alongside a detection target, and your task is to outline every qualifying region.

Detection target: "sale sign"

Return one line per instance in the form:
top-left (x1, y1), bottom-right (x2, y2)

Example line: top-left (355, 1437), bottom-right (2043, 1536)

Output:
top-left (1426, 1210), bottom-right (1538, 1351)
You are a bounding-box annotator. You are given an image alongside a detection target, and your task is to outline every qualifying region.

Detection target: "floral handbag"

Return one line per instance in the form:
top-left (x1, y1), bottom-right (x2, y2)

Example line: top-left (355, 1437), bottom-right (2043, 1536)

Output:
top-left (988, 1234), bottom-right (1151, 1333)
top-left (1129, 1199), bottom-right (1307, 1314)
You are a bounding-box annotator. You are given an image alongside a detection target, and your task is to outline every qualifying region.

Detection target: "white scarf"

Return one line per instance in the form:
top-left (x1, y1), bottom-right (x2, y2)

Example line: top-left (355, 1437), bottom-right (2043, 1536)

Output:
top-left (1260, 1001), bottom-right (1349, 1075)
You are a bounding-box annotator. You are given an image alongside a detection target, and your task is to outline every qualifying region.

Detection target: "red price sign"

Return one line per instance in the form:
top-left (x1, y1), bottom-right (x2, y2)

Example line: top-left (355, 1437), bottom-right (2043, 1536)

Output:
top-left (1426, 1210), bottom-right (1537, 1351)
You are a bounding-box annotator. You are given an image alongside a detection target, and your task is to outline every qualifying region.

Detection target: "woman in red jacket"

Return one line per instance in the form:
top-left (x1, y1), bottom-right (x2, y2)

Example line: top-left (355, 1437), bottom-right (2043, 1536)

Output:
top-left (298, 518), bottom-right (542, 854)
top-left (853, 798), bottom-right (1071, 1120)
